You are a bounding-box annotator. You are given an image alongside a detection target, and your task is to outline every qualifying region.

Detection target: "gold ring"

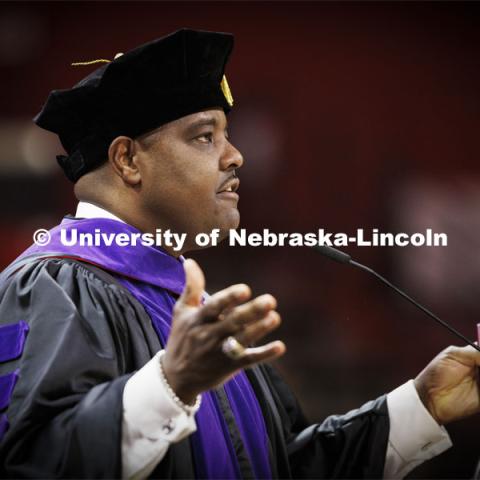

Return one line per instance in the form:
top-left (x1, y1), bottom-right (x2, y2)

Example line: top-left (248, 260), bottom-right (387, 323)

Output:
top-left (221, 336), bottom-right (246, 360)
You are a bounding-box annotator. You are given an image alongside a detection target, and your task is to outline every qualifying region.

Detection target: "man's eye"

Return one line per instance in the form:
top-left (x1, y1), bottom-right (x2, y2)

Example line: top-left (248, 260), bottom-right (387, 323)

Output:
top-left (196, 132), bottom-right (213, 144)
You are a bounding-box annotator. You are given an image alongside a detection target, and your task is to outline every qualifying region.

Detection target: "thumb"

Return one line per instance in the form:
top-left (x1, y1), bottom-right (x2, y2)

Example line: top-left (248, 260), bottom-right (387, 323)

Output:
top-left (449, 345), bottom-right (480, 367)
top-left (179, 258), bottom-right (205, 307)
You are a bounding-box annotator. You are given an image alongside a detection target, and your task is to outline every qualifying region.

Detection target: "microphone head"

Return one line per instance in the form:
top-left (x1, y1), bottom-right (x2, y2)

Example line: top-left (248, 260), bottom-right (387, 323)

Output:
top-left (313, 245), bottom-right (352, 264)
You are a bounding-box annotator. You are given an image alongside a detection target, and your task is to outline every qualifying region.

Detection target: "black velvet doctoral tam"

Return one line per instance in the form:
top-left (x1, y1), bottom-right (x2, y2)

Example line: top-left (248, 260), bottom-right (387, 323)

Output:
top-left (34, 28), bottom-right (234, 182)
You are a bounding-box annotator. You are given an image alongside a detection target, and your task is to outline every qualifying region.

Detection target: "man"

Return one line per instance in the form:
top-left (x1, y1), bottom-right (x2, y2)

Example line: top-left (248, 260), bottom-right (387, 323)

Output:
top-left (0, 28), bottom-right (478, 479)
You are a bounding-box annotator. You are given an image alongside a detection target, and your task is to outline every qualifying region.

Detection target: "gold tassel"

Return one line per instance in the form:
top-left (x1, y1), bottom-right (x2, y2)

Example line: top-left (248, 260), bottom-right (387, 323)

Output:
top-left (71, 54), bottom-right (123, 67)
top-left (71, 59), bottom-right (112, 66)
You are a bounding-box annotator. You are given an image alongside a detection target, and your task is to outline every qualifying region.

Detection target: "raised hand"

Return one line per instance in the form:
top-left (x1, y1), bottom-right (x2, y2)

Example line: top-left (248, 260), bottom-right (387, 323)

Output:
top-left (162, 258), bottom-right (286, 404)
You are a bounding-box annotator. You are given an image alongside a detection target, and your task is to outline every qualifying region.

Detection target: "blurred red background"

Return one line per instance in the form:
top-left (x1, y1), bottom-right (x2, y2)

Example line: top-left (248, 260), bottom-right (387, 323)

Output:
top-left (1, 1), bottom-right (479, 477)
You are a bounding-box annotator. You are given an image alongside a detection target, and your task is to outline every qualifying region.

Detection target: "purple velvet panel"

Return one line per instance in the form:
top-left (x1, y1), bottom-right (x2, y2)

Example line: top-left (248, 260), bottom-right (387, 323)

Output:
top-left (0, 320), bottom-right (29, 363)
top-left (0, 370), bottom-right (19, 410)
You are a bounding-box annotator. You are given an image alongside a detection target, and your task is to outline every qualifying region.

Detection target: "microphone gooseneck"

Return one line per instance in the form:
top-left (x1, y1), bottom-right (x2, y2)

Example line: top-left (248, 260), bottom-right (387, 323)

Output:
top-left (313, 245), bottom-right (352, 264)
top-left (313, 244), bottom-right (480, 353)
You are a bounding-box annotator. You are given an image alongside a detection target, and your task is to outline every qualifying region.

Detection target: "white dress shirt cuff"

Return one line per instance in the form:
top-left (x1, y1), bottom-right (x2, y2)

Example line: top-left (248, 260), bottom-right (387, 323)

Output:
top-left (384, 379), bottom-right (452, 478)
top-left (122, 352), bottom-right (200, 479)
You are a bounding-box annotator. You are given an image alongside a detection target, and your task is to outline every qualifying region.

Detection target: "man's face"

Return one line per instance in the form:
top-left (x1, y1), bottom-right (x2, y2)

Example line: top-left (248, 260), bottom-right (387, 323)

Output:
top-left (135, 108), bottom-right (243, 249)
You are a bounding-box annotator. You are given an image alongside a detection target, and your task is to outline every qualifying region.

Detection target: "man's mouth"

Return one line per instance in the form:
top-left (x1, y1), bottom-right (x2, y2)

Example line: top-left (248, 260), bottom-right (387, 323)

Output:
top-left (216, 177), bottom-right (240, 198)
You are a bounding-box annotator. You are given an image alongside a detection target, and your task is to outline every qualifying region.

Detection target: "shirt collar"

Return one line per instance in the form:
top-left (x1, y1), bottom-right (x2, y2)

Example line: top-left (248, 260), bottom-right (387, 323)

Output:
top-left (75, 201), bottom-right (126, 223)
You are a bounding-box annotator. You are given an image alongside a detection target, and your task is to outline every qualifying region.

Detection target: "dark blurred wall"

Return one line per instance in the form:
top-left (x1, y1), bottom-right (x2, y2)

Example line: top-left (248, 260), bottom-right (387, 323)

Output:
top-left (1, 2), bottom-right (479, 477)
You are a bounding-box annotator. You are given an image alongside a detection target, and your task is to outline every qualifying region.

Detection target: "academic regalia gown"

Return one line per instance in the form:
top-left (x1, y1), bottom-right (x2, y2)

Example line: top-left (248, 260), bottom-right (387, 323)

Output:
top-left (0, 219), bottom-right (390, 479)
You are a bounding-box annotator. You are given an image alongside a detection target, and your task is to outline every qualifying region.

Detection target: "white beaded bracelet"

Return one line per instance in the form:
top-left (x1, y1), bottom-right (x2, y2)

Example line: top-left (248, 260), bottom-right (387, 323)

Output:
top-left (157, 350), bottom-right (201, 415)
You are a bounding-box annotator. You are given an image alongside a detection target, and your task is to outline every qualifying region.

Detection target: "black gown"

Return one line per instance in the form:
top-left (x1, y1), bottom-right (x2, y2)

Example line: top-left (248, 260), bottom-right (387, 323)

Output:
top-left (0, 256), bottom-right (389, 479)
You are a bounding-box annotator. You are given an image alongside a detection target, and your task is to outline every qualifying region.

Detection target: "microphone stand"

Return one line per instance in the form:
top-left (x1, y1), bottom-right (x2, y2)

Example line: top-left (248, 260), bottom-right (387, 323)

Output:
top-left (313, 245), bottom-right (480, 353)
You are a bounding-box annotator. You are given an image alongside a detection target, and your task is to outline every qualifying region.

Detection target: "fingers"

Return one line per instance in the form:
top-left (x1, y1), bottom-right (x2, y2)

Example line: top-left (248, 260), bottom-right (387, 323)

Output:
top-left (208, 294), bottom-right (277, 337)
top-left (444, 345), bottom-right (480, 367)
top-left (228, 294), bottom-right (277, 325)
top-left (200, 284), bottom-right (252, 322)
top-left (236, 311), bottom-right (281, 346)
top-left (178, 259), bottom-right (205, 307)
top-left (238, 340), bottom-right (286, 367)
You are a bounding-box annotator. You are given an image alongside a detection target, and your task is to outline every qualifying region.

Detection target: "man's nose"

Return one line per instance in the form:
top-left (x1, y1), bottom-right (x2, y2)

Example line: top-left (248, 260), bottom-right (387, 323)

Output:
top-left (220, 141), bottom-right (244, 171)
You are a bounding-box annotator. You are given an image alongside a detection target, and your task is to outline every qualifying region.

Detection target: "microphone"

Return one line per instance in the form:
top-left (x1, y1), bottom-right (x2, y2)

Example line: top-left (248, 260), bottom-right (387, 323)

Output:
top-left (313, 245), bottom-right (480, 353)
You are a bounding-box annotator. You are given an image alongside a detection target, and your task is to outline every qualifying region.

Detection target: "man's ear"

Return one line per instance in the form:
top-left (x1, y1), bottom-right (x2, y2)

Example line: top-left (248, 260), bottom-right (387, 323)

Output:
top-left (108, 136), bottom-right (141, 186)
